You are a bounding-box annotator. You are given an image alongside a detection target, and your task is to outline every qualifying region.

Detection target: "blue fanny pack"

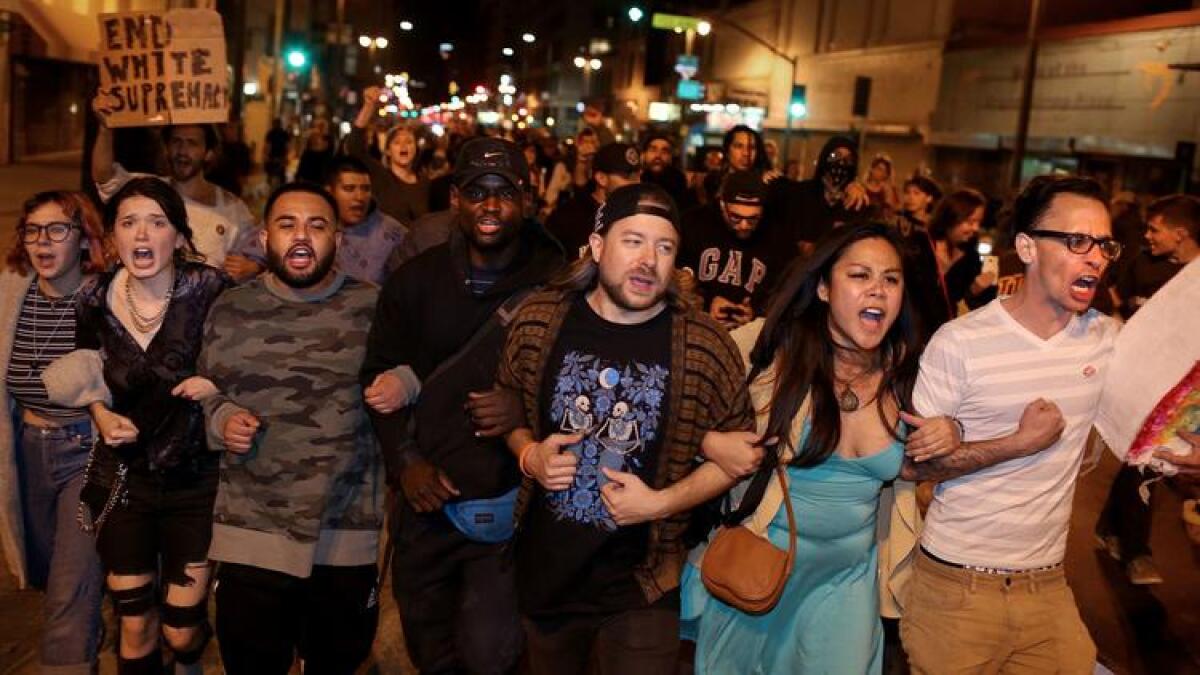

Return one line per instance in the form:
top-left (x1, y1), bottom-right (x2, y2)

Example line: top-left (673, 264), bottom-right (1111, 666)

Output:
top-left (443, 487), bottom-right (519, 544)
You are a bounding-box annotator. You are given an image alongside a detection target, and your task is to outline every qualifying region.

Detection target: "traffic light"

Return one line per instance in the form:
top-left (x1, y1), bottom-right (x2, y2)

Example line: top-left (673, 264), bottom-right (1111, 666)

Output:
top-left (285, 48), bottom-right (308, 70)
top-left (789, 84), bottom-right (808, 119)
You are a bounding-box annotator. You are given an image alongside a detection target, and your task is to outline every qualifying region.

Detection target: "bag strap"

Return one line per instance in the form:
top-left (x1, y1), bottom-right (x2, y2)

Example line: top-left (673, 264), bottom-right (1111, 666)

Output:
top-left (775, 464), bottom-right (797, 565)
top-left (421, 287), bottom-right (535, 391)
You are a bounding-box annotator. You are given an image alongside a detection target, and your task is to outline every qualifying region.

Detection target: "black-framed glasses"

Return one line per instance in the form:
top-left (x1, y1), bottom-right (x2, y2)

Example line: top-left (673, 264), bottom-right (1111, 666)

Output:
top-left (1026, 229), bottom-right (1122, 261)
top-left (19, 222), bottom-right (77, 244)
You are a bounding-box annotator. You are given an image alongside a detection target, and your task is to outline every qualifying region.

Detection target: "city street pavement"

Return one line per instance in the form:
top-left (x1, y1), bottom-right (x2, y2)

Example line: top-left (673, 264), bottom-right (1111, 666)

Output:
top-left (1066, 451), bottom-right (1200, 675)
top-left (0, 155), bottom-right (1196, 673)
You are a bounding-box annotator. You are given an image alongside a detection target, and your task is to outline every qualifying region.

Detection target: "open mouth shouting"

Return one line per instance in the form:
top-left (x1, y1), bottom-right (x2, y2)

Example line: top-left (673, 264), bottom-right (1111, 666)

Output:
top-left (32, 251), bottom-right (58, 270)
top-left (627, 269), bottom-right (658, 296)
top-left (286, 243), bottom-right (316, 271)
top-left (1069, 274), bottom-right (1100, 305)
top-left (476, 217), bottom-right (502, 236)
top-left (858, 306), bottom-right (888, 331)
top-left (129, 246), bottom-right (158, 270)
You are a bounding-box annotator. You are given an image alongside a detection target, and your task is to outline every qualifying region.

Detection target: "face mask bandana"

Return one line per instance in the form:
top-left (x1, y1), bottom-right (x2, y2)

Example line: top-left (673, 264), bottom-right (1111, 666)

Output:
top-left (824, 156), bottom-right (856, 189)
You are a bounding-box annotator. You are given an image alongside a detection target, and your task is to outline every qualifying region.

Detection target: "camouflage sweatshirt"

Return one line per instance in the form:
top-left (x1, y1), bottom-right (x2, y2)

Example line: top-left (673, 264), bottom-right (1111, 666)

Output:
top-left (198, 273), bottom-right (383, 578)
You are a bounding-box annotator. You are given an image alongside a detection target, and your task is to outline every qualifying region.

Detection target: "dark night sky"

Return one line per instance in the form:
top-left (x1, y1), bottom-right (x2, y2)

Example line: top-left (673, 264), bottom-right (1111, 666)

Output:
top-left (374, 1), bottom-right (488, 103)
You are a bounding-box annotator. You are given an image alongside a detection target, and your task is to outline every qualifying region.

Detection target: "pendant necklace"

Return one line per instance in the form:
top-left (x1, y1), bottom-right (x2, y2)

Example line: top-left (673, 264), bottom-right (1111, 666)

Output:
top-left (17, 283), bottom-right (78, 377)
top-left (835, 367), bottom-right (879, 413)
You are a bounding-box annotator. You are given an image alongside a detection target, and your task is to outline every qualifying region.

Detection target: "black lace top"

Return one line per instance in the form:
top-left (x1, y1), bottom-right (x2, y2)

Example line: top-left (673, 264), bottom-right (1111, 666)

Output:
top-left (77, 262), bottom-right (231, 476)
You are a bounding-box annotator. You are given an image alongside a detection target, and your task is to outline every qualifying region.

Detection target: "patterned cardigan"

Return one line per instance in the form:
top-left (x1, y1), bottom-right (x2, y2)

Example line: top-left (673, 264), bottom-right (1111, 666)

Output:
top-left (497, 287), bottom-right (755, 603)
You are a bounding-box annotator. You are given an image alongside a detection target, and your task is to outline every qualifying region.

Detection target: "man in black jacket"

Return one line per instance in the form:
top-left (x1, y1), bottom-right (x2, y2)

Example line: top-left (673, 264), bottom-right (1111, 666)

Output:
top-left (770, 135), bottom-right (871, 254)
top-left (361, 137), bottom-right (565, 674)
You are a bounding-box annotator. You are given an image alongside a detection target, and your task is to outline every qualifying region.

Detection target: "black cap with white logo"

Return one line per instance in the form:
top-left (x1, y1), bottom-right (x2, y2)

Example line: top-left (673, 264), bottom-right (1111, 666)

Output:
top-left (593, 143), bottom-right (642, 176)
top-left (454, 137), bottom-right (530, 189)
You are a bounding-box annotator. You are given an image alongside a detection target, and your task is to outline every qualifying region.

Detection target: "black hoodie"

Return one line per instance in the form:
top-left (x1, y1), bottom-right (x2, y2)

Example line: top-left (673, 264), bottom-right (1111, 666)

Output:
top-left (771, 136), bottom-right (871, 244)
top-left (362, 221), bottom-right (565, 499)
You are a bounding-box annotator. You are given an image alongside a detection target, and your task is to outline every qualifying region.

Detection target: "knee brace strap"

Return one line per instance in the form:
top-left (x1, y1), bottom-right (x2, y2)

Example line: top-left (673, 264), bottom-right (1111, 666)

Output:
top-left (159, 599), bottom-right (208, 628)
top-left (167, 620), bottom-right (212, 665)
top-left (110, 582), bottom-right (156, 617)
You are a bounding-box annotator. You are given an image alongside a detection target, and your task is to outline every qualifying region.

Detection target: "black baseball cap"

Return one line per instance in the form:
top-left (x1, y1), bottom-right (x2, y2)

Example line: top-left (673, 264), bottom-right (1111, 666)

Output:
top-left (454, 137), bottom-right (529, 190)
top-left (594, 143), bottom-right (642, 176)
top-left (720, 170), bottom-right (767, 205)
top-left (593, 183), bottom-right (680, 235)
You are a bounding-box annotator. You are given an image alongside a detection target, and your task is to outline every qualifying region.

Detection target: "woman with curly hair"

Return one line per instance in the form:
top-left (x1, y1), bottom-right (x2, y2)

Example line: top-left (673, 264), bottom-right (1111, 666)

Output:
top-left (0, 190), bottom-right (108, 674)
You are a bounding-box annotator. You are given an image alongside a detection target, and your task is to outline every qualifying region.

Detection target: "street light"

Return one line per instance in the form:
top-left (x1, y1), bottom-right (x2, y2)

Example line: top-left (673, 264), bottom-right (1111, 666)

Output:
top-left (573, 56), bottom-right (586, 68)
top-left (697, 20), bottom-right (711, 36)
top-left (358, 35), bottom-right (372, 48)
top-left (374, 36), bottom-right (388, 49)
top-left (503, 47), bottom-right (514, 56)
top-left (589, 58), bottom-right (602, 70)
top-left (399, 21), bottom-right (413, 31)
top-left (628, 7), bottom-right (644, 22)
top-left (522, 32), bottom-right (536, 43)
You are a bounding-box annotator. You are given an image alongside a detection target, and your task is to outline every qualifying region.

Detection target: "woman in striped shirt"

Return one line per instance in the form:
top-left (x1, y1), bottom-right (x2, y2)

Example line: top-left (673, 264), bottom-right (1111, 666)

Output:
top-left (0, 190), bottom-right (108, 674)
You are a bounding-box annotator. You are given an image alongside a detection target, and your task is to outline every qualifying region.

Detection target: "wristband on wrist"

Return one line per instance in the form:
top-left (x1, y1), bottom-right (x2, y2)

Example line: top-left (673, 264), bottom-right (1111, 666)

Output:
top-left (952, 417), bottom-right (966, 440)
top-left (518, 440), bottom-right (539, 478)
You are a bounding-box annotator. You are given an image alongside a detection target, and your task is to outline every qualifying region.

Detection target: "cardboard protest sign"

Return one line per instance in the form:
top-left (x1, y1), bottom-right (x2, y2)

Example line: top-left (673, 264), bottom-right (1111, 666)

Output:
top-left (97, 9), bottom-right (229, 127)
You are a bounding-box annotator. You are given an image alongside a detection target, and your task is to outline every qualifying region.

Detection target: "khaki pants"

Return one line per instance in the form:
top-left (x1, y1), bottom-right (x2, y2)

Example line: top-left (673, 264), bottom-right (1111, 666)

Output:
top-left (901, 549), bottom-right (1096, 675)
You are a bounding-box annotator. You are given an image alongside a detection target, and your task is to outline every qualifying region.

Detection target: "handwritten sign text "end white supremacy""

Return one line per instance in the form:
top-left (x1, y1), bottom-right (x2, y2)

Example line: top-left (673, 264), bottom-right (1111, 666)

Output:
top-left (98, 10), bottom-right (229, 127)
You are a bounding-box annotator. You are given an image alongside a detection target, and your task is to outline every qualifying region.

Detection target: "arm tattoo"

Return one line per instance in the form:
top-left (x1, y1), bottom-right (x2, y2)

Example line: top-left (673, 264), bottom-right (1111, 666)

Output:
top-left (900, 436), bottom-right (1029, 482)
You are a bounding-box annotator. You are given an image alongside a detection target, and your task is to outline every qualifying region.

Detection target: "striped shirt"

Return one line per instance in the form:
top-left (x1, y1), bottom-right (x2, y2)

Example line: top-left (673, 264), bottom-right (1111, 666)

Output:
top-left (913, 300), bottom-right (1117, 569)
top-left (6, 281), bottom-right (81, 420)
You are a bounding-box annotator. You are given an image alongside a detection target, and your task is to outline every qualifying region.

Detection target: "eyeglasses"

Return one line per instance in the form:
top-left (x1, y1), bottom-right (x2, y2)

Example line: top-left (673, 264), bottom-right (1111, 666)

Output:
top-left (461, 185), bottom-right (520, 204)
top-left (722, 207), bottom-right (762, 226)
top-left (19, 222), bottom-right (77, 244)
top-left (1026, 229), bottom-right (1122, 261)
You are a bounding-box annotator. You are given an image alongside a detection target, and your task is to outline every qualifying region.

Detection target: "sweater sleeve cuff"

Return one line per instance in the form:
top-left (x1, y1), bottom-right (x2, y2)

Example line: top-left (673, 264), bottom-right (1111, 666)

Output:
top-left (386, 364), bottom-right (421, 407)
top-left (42, 350), bottom-right (111, 408)
top-left (207, 400), bottom-right (248, 451)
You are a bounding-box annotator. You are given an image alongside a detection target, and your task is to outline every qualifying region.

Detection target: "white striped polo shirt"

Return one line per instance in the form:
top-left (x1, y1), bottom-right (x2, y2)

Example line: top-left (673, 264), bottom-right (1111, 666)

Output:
top-left (914, 300), bottom-right (1118, 569)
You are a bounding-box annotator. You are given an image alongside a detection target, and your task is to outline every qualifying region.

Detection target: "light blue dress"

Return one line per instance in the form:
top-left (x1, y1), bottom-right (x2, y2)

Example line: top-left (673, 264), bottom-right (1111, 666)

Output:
top-left (681, 432), bottom-right (904, 675)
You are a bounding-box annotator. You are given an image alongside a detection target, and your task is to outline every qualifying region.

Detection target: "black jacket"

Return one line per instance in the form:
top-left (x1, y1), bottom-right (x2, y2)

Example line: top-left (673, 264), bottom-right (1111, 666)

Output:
top-left (362, 221), bottom-right (565, 499)
top-left (545, 191), bottom-right (600, 259)
top-left (769, 136), bottom-right (867, 244)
